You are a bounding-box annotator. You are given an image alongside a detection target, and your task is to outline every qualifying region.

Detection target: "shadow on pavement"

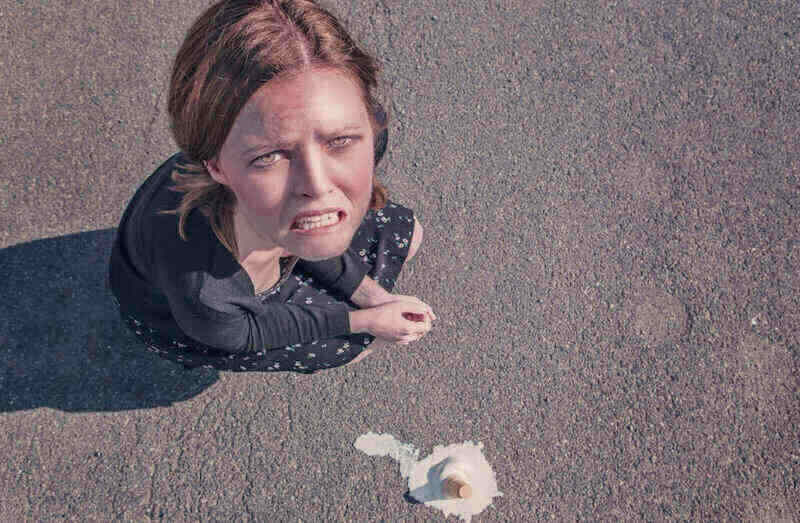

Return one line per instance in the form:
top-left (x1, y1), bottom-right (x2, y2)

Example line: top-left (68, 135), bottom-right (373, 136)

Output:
top-left (0, 229), bottom-right (218, 413)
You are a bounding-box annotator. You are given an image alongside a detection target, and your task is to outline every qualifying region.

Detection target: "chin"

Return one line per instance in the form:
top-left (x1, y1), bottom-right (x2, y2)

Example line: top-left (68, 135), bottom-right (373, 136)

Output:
top-left (292, 240), bottom-right (350, 261)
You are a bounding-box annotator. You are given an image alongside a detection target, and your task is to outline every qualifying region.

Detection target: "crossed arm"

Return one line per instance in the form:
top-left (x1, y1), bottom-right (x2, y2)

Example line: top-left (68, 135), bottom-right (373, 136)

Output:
top-left (350, 273), bottom-right (392, 309)
top-left (347, 274), bottom-right (436, 340)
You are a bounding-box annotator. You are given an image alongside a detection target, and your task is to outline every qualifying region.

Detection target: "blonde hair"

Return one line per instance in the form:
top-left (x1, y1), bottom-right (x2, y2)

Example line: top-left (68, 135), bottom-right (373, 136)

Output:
top-left (164, 0), bottom-right (389, 257)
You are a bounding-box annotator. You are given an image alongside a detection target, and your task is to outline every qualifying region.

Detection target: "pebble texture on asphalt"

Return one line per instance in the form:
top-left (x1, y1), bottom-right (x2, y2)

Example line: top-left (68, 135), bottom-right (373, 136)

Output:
top-left (1, 0), bottom-right (798, 520)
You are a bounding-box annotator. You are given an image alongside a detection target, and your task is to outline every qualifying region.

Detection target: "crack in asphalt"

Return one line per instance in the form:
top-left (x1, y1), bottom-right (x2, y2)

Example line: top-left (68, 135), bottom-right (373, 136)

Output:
top-left (242, 388), bottom-right (269, 519)
top-left (147, 461), bottom-right (158, 522)
top-left (286, 374), bottom-right (295, 437)
top-left (140, 90), bottom-right (162, 150)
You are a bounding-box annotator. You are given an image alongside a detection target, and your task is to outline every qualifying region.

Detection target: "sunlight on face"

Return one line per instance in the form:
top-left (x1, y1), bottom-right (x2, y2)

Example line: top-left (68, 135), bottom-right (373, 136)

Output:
top-left (207, 67), bottom-right (375, 261)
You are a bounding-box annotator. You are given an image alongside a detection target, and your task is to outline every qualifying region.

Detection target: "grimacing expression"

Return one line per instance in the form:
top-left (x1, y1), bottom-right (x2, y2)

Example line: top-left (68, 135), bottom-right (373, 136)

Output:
top-left (206, 67), bottom-right (376, 261)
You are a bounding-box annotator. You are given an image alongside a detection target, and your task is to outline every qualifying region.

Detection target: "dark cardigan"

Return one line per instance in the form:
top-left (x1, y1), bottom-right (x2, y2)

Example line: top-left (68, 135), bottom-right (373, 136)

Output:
top-left (108, 153), bottom-right (369, 354)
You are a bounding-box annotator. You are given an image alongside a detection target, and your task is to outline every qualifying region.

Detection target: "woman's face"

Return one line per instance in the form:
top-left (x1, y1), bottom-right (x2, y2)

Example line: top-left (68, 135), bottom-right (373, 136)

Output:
top-left (206, 67), bottom-right (375, 261)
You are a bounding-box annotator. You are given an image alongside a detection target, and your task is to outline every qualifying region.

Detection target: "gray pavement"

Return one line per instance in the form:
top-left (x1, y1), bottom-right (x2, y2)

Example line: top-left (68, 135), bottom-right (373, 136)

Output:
top-left (1, 0), bottom-right (799, 520)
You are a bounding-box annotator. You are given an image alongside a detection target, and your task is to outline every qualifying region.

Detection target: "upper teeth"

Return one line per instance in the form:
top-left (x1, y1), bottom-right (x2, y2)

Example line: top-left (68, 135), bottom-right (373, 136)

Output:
top-left (295, 211), bottom-right (339, 229)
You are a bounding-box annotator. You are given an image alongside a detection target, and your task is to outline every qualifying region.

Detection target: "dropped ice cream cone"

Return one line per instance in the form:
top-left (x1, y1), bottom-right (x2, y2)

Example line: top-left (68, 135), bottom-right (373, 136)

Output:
top-left (442, 476), bottom-right (472, 499)
top-left (355, 433), bottom-right (502, 522)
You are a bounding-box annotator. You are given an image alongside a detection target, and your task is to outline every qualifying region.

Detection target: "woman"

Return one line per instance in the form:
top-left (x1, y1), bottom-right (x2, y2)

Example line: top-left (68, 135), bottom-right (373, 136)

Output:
top-left (108, 0), bottom-right (435, 373)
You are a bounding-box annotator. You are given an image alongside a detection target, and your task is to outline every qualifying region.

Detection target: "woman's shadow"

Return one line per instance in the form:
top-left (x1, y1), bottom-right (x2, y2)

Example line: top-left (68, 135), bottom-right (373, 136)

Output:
top-left (0, 229), bottom-right (218, 413)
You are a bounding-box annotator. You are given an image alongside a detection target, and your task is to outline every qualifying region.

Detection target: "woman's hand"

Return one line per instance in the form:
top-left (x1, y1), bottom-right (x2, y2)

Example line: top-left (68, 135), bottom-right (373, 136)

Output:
top-left (369, 293), bottom-right (437, 323)
top-left (349, 275), bottom-right (436, 323)
top-left (349, 300), bottom-right (434, 345)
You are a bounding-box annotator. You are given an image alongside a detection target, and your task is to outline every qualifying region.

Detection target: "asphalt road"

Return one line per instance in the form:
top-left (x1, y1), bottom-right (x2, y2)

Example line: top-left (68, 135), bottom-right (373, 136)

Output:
top-left (1, 0), bottom-right (798, 520)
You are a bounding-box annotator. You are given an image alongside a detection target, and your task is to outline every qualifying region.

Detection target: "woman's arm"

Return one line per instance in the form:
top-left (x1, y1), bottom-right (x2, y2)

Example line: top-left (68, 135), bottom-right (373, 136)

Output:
top-left (299, 251), bottom-right (396, 309)
top-left (162, 277), bottom-right (353, 353)
top-left (294, 247), bottom-right (370, 299)
top-left (151, 231), bottom-right (354, 353)
top-left (297, 249), bottom-right (436, 315)
top-left (349, 274), bottom-right (392, 308)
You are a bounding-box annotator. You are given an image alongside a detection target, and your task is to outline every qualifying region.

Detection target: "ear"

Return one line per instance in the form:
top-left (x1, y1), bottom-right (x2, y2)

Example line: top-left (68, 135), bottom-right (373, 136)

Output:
top-left (204, 157), bottom-right (229, 186)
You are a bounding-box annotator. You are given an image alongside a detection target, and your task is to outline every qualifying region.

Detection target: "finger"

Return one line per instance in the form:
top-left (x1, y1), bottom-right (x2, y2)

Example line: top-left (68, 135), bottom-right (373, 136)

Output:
top-left (410, 328), bottom-right (428, 340)
top-left (400, 333), bottom-right (420, 344)
top-left (402, 312), bottom-right (426, 322)
top-left (411, 298), bottom-right (432, 313)
top-left (407, 296), bottom-right (425, 306)
top-left (418, 303), bottom-right (435, 321)
top-left (398, 296), bottom-right (426, 308)
top-left (394, 295), bottom-right (423, 306)
top-left (415, 322), bottom-right (430, 335)
top-left (420, 315), bottom-right (432, 330)
top-left (395, 296), bottom-right (434, 320)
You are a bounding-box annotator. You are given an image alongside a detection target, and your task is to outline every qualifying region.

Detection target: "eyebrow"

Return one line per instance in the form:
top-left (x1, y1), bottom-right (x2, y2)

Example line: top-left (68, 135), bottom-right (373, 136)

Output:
top-left (239, 124), bottom-right (366, 156)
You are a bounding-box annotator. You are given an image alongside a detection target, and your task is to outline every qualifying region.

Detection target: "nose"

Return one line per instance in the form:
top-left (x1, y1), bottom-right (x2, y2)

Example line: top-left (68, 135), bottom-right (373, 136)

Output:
top-left (291, 145), bottom-right (335, 198)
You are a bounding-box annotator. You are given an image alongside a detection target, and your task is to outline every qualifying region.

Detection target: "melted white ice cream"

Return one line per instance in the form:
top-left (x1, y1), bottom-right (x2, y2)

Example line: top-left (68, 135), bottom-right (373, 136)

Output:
top-left (355, 432), bottom-right (502, 522)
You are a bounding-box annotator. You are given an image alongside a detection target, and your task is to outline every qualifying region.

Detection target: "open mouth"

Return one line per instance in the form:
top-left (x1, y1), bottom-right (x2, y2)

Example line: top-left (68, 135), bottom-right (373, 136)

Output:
top-left (291, 210), bottom-right (345, 232)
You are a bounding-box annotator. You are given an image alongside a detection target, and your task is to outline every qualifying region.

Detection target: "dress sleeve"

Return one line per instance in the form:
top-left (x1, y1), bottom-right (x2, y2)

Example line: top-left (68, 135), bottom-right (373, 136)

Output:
top-left (149, 211), bottom-right (353, 354)
top-left (294, 247), bottom-right (369, 299)
top-left (153, 260), bottom-right (352, 353)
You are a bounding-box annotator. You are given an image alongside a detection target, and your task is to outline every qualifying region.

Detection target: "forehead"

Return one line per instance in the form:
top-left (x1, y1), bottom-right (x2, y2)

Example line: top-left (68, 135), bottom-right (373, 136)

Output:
top-left (231, 67), bottom-right (370, 140)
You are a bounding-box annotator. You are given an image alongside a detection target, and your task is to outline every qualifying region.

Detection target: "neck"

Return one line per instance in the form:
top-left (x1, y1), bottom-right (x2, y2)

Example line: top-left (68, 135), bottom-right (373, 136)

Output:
top-left (233, 208), bottom-right (286, 266)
